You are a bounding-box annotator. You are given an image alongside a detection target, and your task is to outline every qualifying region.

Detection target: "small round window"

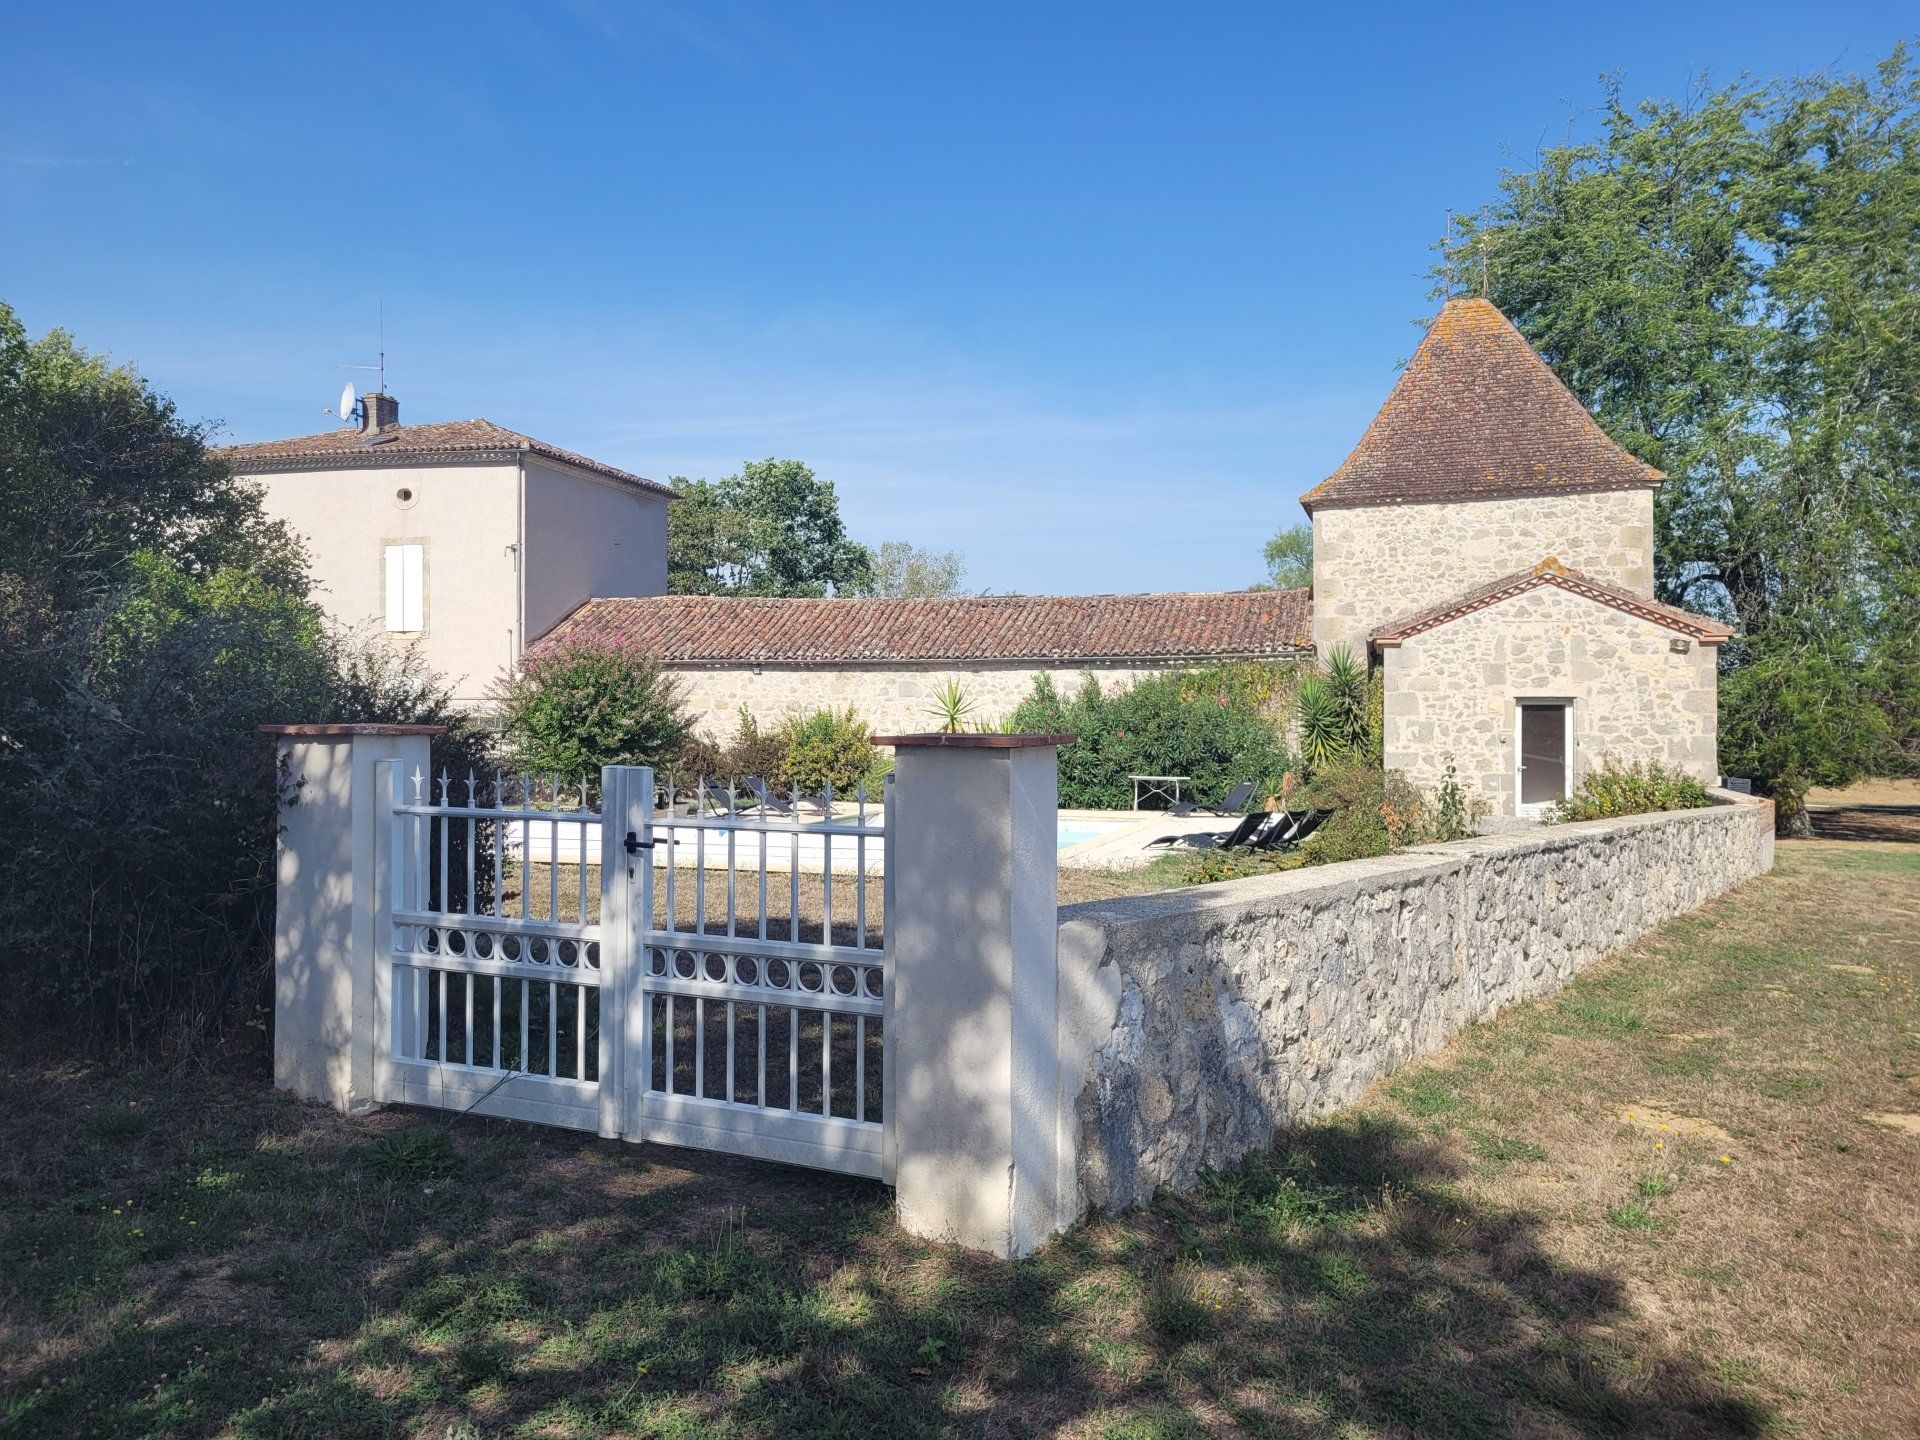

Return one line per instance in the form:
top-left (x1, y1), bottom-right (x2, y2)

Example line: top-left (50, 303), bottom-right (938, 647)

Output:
top-left (394, 485), bottom-right (417, 508)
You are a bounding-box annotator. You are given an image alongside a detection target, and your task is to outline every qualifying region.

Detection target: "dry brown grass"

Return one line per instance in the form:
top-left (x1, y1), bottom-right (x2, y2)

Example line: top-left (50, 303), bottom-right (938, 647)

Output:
top-left (1342, 837), bottom-right (1920, 1437)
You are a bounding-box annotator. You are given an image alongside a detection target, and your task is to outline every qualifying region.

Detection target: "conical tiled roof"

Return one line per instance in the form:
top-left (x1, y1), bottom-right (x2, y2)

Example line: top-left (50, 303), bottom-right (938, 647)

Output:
top-left (1300, 298), bottom-right (1664, 513)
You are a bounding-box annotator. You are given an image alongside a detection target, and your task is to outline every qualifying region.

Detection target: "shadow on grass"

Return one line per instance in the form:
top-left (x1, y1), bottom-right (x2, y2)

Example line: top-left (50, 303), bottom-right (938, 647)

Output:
top-left (1, 1067), bottom-right (1770, 1439)
top-left (1808, 803), bottom-right (1920, 844)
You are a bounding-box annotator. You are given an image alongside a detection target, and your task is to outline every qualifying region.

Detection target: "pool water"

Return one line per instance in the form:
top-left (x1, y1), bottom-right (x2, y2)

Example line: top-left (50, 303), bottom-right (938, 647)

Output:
top-left (1057, 820), bottom-right (1128, 850)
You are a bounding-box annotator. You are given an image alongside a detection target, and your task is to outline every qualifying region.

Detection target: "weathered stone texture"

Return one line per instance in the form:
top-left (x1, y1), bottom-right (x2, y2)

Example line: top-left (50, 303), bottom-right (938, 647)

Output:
top-left (1056, 793), bottom-right (1772, 1216)
top-left (1381, 584), bottom-right (1718, 817)
top-left (1311, 490), bottom-right (1655, 657)
top-left (667, 662), bottom-right (1164, 738)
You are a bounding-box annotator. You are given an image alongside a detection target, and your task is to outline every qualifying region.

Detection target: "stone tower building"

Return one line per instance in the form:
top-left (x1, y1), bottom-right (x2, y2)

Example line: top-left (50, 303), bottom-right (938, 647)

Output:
top-left (1305, 299), bottom-right (1730, 820)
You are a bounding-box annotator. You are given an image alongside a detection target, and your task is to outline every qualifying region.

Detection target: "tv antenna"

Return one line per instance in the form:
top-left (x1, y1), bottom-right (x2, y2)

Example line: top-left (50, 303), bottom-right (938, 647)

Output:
top-left (327, 301), bottom-right (387, 422)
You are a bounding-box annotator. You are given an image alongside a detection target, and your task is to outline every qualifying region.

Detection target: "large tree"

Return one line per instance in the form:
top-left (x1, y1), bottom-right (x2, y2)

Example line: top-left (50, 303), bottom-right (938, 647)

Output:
top-left (1256, 523), bottom-right (1313, 590)
top-left (866, 540), bottom-right (968, 598)
top-left (0, 302), bottom-right (477, 1055)
top-left (1440, 49), bottom-right (1920, 832)
top-left (666, 458), bottom-right (874, 597)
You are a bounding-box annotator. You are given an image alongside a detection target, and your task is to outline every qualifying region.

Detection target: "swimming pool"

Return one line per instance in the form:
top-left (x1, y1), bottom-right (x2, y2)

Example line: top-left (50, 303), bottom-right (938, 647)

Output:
top-left (1057, 819), bottom-right (1130, 850)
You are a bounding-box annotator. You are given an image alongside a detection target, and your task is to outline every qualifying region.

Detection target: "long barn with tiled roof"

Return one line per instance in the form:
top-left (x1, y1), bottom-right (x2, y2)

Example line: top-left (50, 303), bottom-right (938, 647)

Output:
top-left (228, 293), bottom-right (1725, 820)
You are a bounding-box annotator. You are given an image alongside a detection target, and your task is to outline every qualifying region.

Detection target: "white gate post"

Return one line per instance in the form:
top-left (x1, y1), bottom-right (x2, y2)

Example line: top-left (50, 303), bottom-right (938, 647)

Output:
top-left (879, 731), bottom-right (1074, 1258)
top-left (261, 723), bottom-right (445, 1114)
top-left (599, 764), bottom-right (652, 1139)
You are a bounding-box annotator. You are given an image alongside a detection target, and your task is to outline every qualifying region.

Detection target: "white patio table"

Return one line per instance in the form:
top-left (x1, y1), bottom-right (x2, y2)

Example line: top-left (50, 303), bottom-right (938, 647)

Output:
top-left (1128, 774), bottom-right (1190, 810)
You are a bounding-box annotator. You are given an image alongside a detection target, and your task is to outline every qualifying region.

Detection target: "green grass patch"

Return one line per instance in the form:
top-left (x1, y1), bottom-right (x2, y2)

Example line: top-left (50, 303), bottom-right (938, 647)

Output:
top-left (1466, 1127), bottom-right (1548, 1163)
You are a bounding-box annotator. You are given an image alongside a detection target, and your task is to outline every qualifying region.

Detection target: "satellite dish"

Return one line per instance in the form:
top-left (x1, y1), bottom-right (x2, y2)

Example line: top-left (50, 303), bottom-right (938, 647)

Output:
top-left (339, 382), bottom-right (358, 423)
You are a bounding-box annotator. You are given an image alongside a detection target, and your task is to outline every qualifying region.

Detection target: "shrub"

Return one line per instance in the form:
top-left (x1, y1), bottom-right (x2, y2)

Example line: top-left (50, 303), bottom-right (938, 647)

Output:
top-left (1008, 666), bottom-right (1294, 810)
top-left (718, 706), bottom-right (788, 781)
top-left (1432, 753), bottom-right (1488, 842)
top-left (780, 707), bottom-right (884, 796)
top-left (1295, 754), bottom-right (1433, 866)
top-left (492, 640), bottom-right (691, 776)
top-left (1548, 758), bottom-right (1713, 823)
top-left (667, 733), bottom-right (722, 786)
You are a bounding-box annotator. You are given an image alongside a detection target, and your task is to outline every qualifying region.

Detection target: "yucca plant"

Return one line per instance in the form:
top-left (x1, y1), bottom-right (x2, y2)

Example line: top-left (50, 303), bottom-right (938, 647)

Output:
top-left (928, 677), bottom-right (975, 733)
top-left (1322, 645), bottom-right (1369, 740)
top-left (1295, 673), bottom-right (1350, 770)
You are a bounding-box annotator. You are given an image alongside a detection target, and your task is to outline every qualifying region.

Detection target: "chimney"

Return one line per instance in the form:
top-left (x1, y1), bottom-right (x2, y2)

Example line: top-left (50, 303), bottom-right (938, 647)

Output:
top-left (360, 392), bottom-right (399, 434)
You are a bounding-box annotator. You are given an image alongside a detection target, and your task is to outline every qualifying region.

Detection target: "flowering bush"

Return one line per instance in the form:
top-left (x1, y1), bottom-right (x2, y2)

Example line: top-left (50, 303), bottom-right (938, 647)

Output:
top-left (1292, 752), bottom-right (1484, 865)
top-left (719, 706), bottom-right (790, 781)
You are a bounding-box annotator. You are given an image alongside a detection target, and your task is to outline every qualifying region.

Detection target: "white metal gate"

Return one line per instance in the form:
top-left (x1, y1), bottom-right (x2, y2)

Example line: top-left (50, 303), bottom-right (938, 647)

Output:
top-left (382, 764), bottom-right (607, 1132)
top-left (377, 760), bottom-right (892, 1179)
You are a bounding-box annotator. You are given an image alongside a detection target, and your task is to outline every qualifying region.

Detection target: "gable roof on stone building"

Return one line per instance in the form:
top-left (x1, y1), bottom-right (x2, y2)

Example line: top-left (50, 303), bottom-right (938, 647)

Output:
top-left (538, 590), bottom-right (1314, 666)
top-left (217, 417), bottom-right (673, 498)
top-left (1370, 558), bottom-right (1733, 647)
top-left (1300, 298), bottom-right (1665, 513)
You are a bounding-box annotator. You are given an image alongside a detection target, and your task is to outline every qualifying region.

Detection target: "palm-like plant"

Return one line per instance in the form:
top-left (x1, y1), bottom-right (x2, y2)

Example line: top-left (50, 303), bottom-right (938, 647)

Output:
top-left (1294, 673), bottom-right (1349, 769)
top-left (1322, 645), bottom-right (1369, 739)
top-left (928, 677), bottom-right (975, 733)
top-left (1295, 646), bottom-right (1373, 771)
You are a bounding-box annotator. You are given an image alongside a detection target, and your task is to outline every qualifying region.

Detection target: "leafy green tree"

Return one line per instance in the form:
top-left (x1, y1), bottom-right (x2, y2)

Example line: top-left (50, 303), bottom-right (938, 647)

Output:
top-left (0, 302), bottom-right (480, 1056)
top-left (867, 540), bottom-right (967, 597)
top-left (1438, 50), bottom-right (1920, 832)
top-left (1257, 523), bottom-right (1313, 590)
top-left (666, 459), bottom-right (874, 597)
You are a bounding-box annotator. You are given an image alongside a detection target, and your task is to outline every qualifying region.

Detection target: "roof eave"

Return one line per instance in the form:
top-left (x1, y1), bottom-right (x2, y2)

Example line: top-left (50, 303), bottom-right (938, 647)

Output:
top-left (642, 645), bottom-right (1316, 669)
top-left (1301, 474), bottom-right (1664, 516)
top-left (1371, 568), bottom-right (1732, 647)
top-left (219, 444), bottom-right (673, 499)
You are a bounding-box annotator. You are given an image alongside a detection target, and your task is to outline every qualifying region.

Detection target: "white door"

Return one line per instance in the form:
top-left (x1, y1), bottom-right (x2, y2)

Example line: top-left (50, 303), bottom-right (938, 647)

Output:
top-left (1516, 702), bottom-right (1571, 811)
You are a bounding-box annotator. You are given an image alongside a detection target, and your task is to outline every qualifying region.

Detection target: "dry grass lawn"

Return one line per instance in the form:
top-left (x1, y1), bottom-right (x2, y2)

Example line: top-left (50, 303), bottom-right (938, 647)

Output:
top-left (1, 837), bottom-right (1915, 1438)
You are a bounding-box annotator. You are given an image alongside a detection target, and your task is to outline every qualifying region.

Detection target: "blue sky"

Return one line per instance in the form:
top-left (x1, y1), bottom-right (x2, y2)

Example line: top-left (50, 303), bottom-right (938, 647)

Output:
top-left (4, 3), bottom-right (1911, 594)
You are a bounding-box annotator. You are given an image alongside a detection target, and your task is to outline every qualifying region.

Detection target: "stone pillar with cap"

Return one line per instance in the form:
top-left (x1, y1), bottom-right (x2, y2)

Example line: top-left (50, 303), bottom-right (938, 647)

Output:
top-left (877, 731), bottom-right (1075, 1258)
top-left (260, 723), bottom-right (444, 1113)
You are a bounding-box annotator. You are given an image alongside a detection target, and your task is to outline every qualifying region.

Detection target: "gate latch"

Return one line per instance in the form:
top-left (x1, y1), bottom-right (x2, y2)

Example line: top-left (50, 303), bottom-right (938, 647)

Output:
top-left (624, 830), bottom-right (654, 855)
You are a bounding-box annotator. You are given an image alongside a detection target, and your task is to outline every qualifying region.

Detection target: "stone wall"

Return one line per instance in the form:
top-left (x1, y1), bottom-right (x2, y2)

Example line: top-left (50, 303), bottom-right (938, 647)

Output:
top-left (1311, 489), bottom-right (1655, 656)
top-left (1053, 791), bottom-right (1772, 1217)
top-left (667, 660), bottom-right (1205, 739)
top-left (1381, 583), bottom-right (1720, 819)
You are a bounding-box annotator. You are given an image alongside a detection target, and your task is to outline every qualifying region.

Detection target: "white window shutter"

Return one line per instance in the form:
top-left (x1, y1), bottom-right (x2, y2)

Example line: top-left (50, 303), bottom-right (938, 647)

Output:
top-left (385, 544), bottom-right (424, 632)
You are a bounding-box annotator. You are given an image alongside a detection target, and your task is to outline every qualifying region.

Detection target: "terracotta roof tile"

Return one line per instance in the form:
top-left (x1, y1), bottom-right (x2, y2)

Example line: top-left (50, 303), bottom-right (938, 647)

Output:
top-left (1301, 298), bottom-right (1664, 513)
top-left (537, 590), bottom-right (1314, 666)
top-left (1371, 557), bottom-right (1732, 646)
top-left (215, 418), bottom-right (672, 497)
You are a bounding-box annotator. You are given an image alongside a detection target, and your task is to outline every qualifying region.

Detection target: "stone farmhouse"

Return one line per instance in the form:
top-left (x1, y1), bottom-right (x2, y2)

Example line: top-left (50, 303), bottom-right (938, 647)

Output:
top-left (223, 296), bottom-right (1728, 822)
